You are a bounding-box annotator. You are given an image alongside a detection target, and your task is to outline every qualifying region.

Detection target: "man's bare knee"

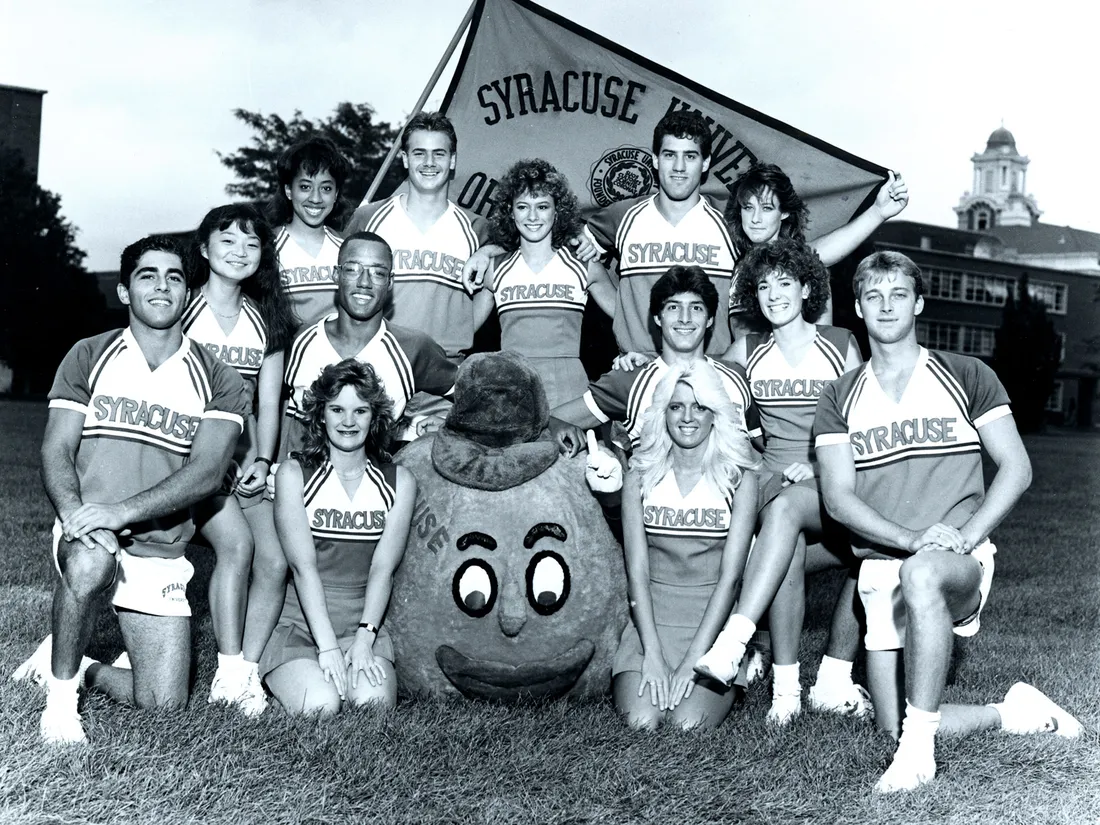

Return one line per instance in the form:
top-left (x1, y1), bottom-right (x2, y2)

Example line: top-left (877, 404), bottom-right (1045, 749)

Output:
top-left (58, 542), bottom-right (116, 599)
top-left (900, 553), bottom-right (945, 602)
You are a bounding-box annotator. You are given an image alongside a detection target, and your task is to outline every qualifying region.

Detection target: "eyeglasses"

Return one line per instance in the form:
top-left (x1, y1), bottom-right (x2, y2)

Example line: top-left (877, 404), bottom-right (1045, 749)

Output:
top-left (337, 262), bottom-right (391, 284)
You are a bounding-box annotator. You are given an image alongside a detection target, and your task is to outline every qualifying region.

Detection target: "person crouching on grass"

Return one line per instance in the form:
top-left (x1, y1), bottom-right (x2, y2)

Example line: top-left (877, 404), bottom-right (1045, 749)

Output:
top-left (12, 235), bottom-right (248, 744)
top-left (258, 359), bottom-right (415, 713)
top-left (612, 362), bottom-right (758, 730)
top-left (813, 250), bottom-right (1081, 793)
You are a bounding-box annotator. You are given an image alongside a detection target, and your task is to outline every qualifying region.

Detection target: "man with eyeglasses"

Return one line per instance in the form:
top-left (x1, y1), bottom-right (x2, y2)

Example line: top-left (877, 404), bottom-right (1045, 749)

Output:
top-left (281, 231), bottom-right (457, 457)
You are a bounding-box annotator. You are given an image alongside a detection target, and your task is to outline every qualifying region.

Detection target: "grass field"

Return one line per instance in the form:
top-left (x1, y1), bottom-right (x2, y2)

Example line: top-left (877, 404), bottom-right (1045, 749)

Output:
top-left (1, 400), bottom-right (1097, 825)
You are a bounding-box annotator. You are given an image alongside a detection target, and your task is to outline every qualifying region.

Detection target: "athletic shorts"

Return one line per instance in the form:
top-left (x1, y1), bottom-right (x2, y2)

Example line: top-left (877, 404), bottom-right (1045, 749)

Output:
top-left (859, 540), bottom-right (996, 651)
top-left (52, 521), bottom-right (194, 618)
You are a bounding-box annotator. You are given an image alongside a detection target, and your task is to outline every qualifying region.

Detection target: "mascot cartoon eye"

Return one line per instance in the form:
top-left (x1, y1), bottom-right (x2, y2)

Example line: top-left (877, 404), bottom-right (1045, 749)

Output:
top-left (525, 550), bottom-right (570, 615)
top-left (453, 559), bottom-right (498, 618)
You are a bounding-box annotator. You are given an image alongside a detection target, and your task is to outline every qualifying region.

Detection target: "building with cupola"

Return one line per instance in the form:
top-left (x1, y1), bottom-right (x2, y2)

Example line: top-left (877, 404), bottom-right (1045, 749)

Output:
top-left (832, 126), bottom-right (1100, 428)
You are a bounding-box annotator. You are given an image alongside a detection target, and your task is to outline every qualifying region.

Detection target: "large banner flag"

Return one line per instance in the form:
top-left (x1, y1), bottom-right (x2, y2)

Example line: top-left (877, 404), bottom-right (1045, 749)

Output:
top-left (437, 0), bottom-right (889, 234)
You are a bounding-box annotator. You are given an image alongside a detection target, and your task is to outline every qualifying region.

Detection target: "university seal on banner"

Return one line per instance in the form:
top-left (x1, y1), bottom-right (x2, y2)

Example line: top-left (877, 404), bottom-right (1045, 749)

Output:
top-left (588, 146), bottom-right (655, 207)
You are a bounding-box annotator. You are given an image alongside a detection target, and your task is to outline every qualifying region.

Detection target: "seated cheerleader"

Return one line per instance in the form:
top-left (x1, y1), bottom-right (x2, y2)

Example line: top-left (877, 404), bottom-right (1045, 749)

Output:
top-left (612, 362), bottom-right (758, 730)
top-left (484, 158), bottom-right (616, 408)
top-left (694, 239), bottom-right (869, 725)
top-left (260, 359), bottom-right (415, 713)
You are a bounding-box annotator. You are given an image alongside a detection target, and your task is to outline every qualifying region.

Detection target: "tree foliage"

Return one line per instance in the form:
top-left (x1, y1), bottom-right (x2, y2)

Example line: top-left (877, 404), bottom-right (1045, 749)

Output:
top-left (0, 149), bottom-right (108, 394)
top-left (990, 273), bottom-right (1061, 433)
top-left (217, 102), bottom-right (406, 207)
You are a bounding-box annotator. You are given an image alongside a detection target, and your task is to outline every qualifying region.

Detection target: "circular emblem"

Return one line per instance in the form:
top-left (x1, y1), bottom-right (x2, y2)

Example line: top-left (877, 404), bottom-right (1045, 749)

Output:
top-left (588, 146), bottom-right (655, 207)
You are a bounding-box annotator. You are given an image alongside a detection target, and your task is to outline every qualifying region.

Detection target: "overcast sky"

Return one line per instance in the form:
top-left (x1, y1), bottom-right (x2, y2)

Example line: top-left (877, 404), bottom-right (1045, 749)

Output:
top-left (3, 0), bottom-right (1097, 271)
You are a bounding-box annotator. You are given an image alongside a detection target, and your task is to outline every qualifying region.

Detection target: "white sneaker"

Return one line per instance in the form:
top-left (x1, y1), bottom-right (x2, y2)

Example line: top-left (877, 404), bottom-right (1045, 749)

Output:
top-left (766, 693), bottom-right (802, 726)
top-left (874, 745), bottom-right (936, 793)
top-left (209, 664), bottom-right (268, 717)
top-left (40, 705), bottom-right (87, 745)
top-left (12, 635), bottom-right (52, 686)
top-left (997, 683), bottom-right (1082, 738)
top-left (236, 667), bottom-right (268, 718)
top-left (808, 681), bottom-right (874, 719)
top-left (694, 635), bottom-right (747, 687)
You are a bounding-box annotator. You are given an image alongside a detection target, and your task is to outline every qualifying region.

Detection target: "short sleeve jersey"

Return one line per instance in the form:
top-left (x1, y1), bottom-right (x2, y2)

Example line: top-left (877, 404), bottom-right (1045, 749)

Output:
top-left (276, 226), bottom-right (343, 329)
top-left (587, 195), bottom-right (735, 356)
top-left (297, 458), bottom-right (397, 588)
top-left (582, 356), bottom-right (756, 447)
top-left (48, 328), bottom-right (248, 550)
top-left (491, 247), bottom-right (589, 359)
top-left (346, 195), bottom-right (486, 360)
top-left (642, 471), bottom-right (734, 586)
top-left (744, 325), bottom-right (856, 473)
top-left (181, 293), bottom-right (268, 407)
top-left (283, 316), bottom-right (457, 427)
top-left (813, 348), bottom-right (1012, 556)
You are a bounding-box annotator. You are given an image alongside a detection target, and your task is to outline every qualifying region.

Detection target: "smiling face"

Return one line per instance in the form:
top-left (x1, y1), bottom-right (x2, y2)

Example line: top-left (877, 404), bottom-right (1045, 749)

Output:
top-left (654, 135), bottom-right (709, 203)
top-left (118, 250), bottom-right (188, 332)
top-left (756, 267), bottom-right (809, 328)
top-left (388, 446), bottom-right (628, 702)
top-left (335, 239), bottom-right (392, 321)
top-left (201, 221), bottom-right (261, 284)
top-left (285, 167), bottom-right (337, 229)
top-left (856, 270), bottom-right (924, 345)
top-left (740, 188), bottom-right (789, 246)
top-left (655, 291), bottom-right (713, 355)
top-left (323, 384), bottom-right (373, 454)
top-left (665, 380), bottom-right (715, 451)
top-left (511, 189), bottom-right (556, 245)
top-left (401, 130), bottom-right (455, 196)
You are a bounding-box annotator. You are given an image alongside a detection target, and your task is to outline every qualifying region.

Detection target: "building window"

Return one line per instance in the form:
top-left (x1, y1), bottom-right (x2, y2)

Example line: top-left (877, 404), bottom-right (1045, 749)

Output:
top-left (916, 321), bottom-right (997, 357)
top-left (983, 170), bottom-right (993, 193)
top-left (1046, 381), bottom-right (1064, 412)
top-left (1001, 167), bottom-right (1007, 186)
top-left (921, 268), bottom-right (1067, 315)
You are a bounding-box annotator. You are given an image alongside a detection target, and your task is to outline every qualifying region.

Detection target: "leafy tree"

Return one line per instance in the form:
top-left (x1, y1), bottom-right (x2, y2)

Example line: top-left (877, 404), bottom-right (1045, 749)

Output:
top-left (0, 149), bottom-right (108, 394)
top-left (217, 102), bottom-right (406, 207)
top-left (990, 273), bottom-right (1061, 433)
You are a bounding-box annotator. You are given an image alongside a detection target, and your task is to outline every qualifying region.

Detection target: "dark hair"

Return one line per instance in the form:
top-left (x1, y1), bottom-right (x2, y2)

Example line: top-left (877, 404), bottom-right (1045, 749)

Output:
top-left (651, 109), bottom-right (712, 159)
top-left (298, 359), bottom-right (396, 466)
top-left (732, 239), bottom-right (830, 324)
top-left (649, 265), bottom-right (719, 321)
top-left (267, 136), bottom-right (352, 228)
top-left (189, 204), bottom-right (296, 352)
top-left (119, 235), bottom-right (186, 288)
top-left (486, 159), bottom-right (583, 251)
top-left (853, 250), bottom-right (925, 299)
top-left (338, 231), bottom-right (393, 264)
top-left (723, 162), bottom-right (810, 258)
top-left (401, 112), bottom-right (457, 154)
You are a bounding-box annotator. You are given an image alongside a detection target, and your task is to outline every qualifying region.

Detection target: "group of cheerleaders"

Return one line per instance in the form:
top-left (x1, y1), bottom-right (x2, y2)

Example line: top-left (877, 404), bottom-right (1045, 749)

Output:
top-left (169, 126), bottom-right (905, 732)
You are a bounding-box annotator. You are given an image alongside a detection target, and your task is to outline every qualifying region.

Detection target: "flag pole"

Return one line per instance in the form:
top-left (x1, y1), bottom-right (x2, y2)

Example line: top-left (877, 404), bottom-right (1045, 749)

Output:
top-left (359, 0), bottom-right (479, 206)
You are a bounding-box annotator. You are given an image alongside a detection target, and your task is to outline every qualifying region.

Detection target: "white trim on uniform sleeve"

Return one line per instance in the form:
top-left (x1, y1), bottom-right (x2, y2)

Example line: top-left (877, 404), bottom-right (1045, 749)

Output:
top-left (815, 433), bottom-right (851, 448)
top-left (582, 225), bottom-right (607, 257)
top-left (973, 404), bottom-right (1012, 429)
top-left (582, 391), bottom-right (611, 424)
top-left (203, 410), bottom-right (245, 430)
top-left (48, 399), bottom-right (89, 415)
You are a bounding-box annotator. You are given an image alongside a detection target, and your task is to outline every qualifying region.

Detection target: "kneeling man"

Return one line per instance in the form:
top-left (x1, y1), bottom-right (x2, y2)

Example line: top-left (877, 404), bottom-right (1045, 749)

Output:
top-left (14, 236), bottom-right (247, 743)
top-left (814, 250), bottom-right (1080, 793)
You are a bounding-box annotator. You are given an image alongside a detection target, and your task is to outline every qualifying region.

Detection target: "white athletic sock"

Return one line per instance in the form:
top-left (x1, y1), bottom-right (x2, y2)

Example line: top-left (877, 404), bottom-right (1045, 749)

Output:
top-left (773, 662), bottom-right (801, 696)
top-left (815, 654), bottom-right (854, 688)
top-left (216, 652), bottom-right (245, 673)
top-left (45, 673), bottom-right (80, 713)
top-left (898, 701), bottom-right (941, 749)
top-left (724, 614), bottom-right (757, 646)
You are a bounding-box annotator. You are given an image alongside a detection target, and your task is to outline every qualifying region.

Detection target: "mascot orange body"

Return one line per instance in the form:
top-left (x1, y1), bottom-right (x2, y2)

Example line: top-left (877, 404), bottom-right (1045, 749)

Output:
top-left (388, 352), bottom-right (627, 701)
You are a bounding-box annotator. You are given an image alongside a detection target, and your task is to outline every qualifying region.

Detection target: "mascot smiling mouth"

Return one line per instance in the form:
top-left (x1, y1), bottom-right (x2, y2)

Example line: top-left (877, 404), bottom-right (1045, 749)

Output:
top-left (436, 640), bottom-right (595, 701)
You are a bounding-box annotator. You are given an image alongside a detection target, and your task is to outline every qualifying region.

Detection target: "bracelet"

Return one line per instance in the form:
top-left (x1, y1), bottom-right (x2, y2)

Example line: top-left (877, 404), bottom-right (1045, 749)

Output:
top-left (358, 621), bottom-right (379, 634)
top-left (254, 456), bottom-right (273, 466)
top-left (317, 646), bottom-right (340, 655)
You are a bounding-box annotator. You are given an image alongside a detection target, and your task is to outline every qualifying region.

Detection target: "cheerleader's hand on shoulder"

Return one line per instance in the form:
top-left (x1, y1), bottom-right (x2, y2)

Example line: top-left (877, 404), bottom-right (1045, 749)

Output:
top-left (585, 430), bottom-right (623, 493)
top-left (612, 351), bottom-right (652, 372)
